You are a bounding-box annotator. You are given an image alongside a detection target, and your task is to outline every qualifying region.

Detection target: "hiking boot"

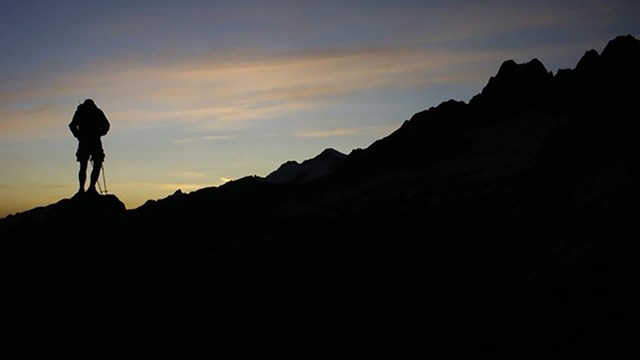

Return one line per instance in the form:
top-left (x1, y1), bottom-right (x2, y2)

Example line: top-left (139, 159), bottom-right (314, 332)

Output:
top-left (86, 187), bottom-right (99, 196)
top-left (72, 189), bottom-right (85, 199)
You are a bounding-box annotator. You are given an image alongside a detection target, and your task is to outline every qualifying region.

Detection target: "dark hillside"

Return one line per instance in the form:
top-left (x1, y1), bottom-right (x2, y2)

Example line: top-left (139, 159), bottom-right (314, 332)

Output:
top-left (2, 35), bottom-right (640, 359)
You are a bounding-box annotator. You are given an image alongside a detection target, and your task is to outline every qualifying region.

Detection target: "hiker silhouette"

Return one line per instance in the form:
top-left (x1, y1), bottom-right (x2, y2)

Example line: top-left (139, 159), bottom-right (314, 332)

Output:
top-left (69, 98), bottom-right (110, 196)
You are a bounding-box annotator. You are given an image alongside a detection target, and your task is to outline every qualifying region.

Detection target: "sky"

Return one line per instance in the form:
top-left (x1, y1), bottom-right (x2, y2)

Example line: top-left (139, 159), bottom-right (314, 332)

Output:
top-left (1, 0), bottom-right (638, 218)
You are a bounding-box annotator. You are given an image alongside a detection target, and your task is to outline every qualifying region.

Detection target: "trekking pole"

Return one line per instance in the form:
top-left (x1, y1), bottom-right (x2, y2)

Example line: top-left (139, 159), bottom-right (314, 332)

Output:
top-left (100, 162), bottom-right (108, 194)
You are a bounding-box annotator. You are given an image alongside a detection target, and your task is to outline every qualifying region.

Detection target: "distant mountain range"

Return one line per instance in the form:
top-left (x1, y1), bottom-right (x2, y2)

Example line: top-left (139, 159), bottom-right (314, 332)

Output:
top-left (2, 35), bottom-right (639, 359)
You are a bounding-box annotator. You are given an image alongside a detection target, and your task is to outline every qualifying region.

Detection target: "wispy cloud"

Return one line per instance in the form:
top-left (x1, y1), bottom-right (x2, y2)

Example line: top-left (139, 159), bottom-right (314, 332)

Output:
top-left (292, 124), bottom-right (396, 139)
top-left (0, 44), bottom-right (503, 140)
top-left (0, 103), bottom-right (71, 139)
top-left (172, 134), bottom-right (239, 144)
top-left (294, 128), bottom-right (360, 138)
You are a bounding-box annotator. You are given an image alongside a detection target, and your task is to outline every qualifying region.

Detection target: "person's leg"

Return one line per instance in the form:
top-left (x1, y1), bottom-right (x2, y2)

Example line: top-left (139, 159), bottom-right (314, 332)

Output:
top-left (88, 159), bottom-right (102, 193)
top-left (78, 159), bottom-right (88, 193)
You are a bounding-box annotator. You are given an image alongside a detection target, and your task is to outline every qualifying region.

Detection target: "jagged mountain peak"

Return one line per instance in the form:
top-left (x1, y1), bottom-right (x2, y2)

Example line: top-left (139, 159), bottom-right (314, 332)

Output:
top-left (575, 48), bottom-right (600, 72)
top-left (317, 147), bottom-right (346, 159)
top-left (265, 147), bottom-right (347, 184)
top-left (601, 33), bottom-right (640, 61)
top-left (495, 58), bottom-right (548, 78)
top-left (335, 34), bottom-right (639, 182)
top-left (469, 57), bottom-right (553, 112)
top-left (572, 35), bottom-right (640, 75)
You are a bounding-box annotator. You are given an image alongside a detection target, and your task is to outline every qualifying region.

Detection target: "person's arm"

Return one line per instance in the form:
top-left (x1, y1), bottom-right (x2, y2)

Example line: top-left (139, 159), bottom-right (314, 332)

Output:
top-left (99, 110), bottom-right (110, 136)
top-left (69, 112), bottom-right (80, 138)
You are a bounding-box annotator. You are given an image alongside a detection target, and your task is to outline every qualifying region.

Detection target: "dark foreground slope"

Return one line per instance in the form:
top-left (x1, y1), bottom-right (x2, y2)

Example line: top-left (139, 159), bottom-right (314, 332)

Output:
top-left (2, 35), bottom-right (640, 359)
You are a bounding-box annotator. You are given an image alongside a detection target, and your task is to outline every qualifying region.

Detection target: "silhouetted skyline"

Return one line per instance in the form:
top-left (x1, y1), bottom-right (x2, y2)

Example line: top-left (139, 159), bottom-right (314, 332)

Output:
top-left (1, 1), bottom-right (639, 218)
top-left (3, 34), bottom-right (639, 358)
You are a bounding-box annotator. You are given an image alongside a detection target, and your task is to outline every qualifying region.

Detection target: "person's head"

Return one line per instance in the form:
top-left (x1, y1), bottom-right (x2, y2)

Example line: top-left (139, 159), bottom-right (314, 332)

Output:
top-left (83, 98), bottom-right (95, 106)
